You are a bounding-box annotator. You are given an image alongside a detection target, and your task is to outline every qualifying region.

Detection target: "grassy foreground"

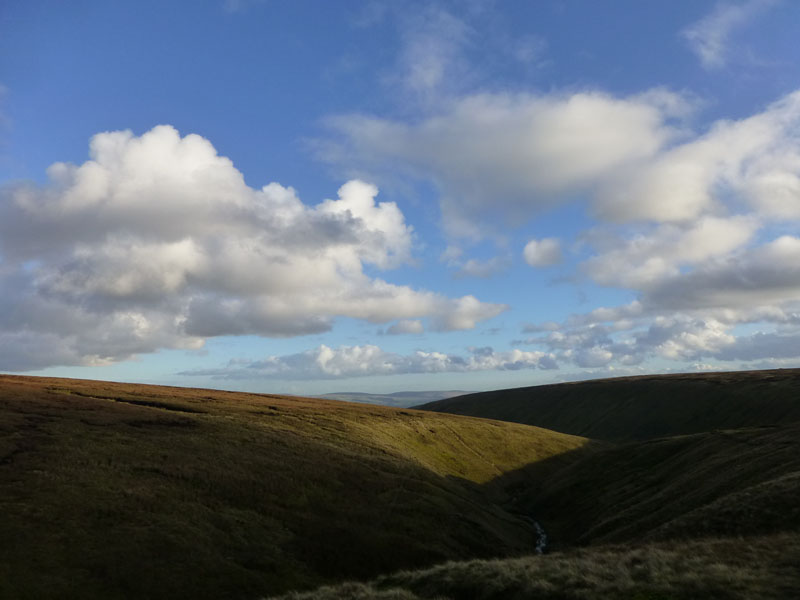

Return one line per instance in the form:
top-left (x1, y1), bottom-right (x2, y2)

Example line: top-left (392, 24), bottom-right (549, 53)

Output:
top-left (270, 534), bottom-right (800, 600)
top-left (0, 375), bottom-right (586, 599)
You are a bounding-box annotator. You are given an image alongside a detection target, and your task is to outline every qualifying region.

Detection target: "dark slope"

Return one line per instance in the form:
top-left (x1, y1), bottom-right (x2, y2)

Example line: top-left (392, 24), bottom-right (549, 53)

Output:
top-left (0, 375), bottom-right (586, 600)
top-left (504, 421), bottom-right (800, 547)
top-left (274, 420), bottom-right (800, 600)
top-left (417, 369), bottom-right (800, 441)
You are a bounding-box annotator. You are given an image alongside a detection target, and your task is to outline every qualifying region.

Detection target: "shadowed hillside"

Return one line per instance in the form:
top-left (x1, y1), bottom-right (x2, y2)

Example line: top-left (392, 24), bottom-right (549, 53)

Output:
top-left (270, 420), bottom-right (800, 600)
top-left (273, 370), bottom-right (800, 600)
top-left (417, 369), bottom-right (800, 441)
top-left (499, 422), bottom-right (800, 547)
top-left (0, 375), bottom-right (586, 600)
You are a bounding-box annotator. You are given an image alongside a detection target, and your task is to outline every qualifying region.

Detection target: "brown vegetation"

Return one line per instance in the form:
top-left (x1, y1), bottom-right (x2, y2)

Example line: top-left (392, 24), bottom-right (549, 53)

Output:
top-left (2, 371), bottom-right (799, 599)
top-left (0, 374), bottom-right (584, 599)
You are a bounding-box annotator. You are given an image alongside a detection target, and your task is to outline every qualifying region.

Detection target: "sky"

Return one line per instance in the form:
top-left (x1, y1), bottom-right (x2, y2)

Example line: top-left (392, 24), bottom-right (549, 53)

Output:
top-left (2, 0), bottom-right (800, 396)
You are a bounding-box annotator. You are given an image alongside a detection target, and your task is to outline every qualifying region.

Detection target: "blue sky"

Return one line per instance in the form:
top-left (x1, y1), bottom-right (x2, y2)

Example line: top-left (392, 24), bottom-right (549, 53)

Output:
top-left (2, 0), bottom-right (800, 395)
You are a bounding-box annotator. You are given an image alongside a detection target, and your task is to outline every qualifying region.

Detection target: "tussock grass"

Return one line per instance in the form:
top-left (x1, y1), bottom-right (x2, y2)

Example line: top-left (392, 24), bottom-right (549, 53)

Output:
top-left (271, 533), bottom-right (800, 600)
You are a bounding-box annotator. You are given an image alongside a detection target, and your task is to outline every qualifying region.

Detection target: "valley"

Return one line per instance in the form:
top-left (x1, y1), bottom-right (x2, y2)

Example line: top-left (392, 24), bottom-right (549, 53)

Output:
top-left (1, 371), bottom-right (798, 599)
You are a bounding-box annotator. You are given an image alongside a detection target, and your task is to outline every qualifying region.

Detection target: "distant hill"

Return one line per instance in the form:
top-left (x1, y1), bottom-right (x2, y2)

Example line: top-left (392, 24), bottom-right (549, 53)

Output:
top-left (319, 390), bottom-right (470, 408)
top-left (417, 369), bottom-right (800, 441)
top-left (0, 375), bottom-right (585, 599)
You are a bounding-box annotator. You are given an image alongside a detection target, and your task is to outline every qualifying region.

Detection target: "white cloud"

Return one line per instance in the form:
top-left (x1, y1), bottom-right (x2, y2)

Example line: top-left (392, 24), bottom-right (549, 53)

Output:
top-left (322, 89), bottom-right (687, 237)
top-left (583, 216), bottom-right (758, 289)
top-left (515, 296), bottom-right (800, 373)
top-left (0, 125), bottom-right (505, 371)
top-left (636, 316), bottom-right (736, 361)
top-left (682, 0), bottom-right (775, 69)
top-left (595, 91), bottom-right (800, 222)
top-left (571, 346), bottom-right (614, 368)
top-left (180, 343), bottom-right (559, 380)
top-left (324, 86), bottom-right (800, 241)
top-left (643, 236), bottom-right (800, 311)
top-left (523, 238), bottom-right (562, 267)
top-left (430, 295), bottom-right (506, 331)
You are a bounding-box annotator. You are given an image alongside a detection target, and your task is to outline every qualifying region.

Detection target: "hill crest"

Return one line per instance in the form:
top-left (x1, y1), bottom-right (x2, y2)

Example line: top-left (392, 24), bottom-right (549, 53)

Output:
top-left (417, 368), bottom-right (800, 441)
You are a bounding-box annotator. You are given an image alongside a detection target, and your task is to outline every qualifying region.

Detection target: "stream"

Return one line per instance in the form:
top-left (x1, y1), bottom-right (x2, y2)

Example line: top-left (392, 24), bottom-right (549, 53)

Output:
top-left (518, 515), bottom-right (548, 554)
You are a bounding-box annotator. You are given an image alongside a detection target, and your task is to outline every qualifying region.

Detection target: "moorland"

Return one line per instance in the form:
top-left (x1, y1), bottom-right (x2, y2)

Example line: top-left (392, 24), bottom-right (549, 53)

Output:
top-left (1, 370), bottom-right (798, 599)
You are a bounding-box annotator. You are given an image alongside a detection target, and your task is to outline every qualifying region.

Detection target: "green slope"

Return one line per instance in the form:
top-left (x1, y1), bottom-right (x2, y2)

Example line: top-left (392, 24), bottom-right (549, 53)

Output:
top-left (0, 375), bottom-right (587, 600)
top-left (417, 369), bottom-right (800, 441)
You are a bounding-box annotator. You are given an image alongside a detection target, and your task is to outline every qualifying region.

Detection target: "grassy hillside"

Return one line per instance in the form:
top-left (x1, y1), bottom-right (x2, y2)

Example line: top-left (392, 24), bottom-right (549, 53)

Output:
top-left (270, 534), bottom-right (800, 600)
top-left (504, 422), bottom-right (800, 547)
top-left (4, 372), bottom-right (799, 600)
top-left (0, 375), bottom-right (587, 600)
top-left (418, 369), bottom-right (800, 441)
top-left (271, 419), bottom-right (800, 600)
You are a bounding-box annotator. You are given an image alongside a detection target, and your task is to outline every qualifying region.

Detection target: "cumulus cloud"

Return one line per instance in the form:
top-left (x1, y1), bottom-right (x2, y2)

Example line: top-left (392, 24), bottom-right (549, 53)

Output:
top-left (322, 89), bottom-right (688, 237)
top-left (180, 344), bottom-right (558, 380)
top-left (633, 316), bottom-right (736, 361)
top-left (314, 24), bottom-right (800, 376)
top-left (595, 91), bottom-right (800, 222)
top-left (323, 86), bottom-right (800, 239)
top-left (523, 237), bottom-right (562, 267)
top-left (515, 299), bottom-right (800, 373)
top-left (0, 125), bottom-right (505, 371)
top-left (682, 0), bottom-right (775, 69)
top-left (583, 216), bottom-right (758, 289)
top-left (513, 90), bottom-right (800, 374)
top-left (643, 236), bottom-right (800, 311)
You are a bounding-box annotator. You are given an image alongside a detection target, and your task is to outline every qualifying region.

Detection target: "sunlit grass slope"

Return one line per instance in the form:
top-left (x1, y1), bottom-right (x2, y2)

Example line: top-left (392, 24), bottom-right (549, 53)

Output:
top-left (270, 534), bottom-right (800, 600)
top-left (0, 375), bottom-right (587, 600)
top-left (418, 369), bottom-right (800, 441)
